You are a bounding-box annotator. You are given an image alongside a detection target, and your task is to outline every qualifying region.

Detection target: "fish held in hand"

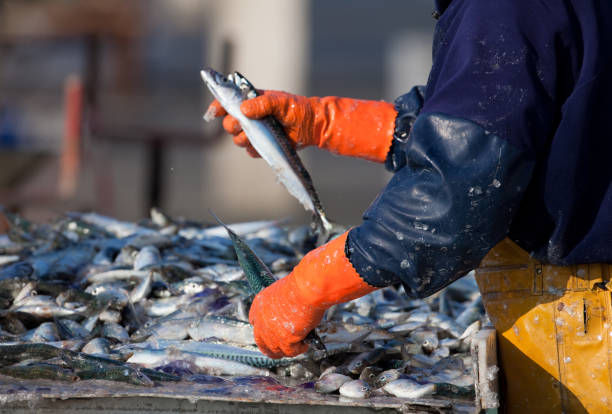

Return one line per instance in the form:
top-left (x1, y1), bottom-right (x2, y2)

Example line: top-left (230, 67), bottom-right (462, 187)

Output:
top-left (201, 68), bottom-right (342, 244)
top-left (209, 211), bottom-right (326, 353)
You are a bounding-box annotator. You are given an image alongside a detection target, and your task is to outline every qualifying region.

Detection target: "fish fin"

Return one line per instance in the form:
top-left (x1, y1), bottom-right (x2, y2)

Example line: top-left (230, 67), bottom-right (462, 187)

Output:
top-left (208, 210), bottom-right (276, 292)
top-left (208, 209), bottom-right (232, 234)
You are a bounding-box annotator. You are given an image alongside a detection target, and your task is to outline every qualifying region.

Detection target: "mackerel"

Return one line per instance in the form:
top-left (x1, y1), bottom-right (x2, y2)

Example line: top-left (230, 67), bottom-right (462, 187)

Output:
top-left (201, 68), bottom-right (342, 244)
top-left (210, 212), bottom-right (326, 352)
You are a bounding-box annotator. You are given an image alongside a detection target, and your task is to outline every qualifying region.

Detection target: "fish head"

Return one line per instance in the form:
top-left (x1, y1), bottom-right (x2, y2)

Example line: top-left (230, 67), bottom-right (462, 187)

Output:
top-left (200, 68), bottom-right (243, 113)
top-left (231, 71), bottom-right (258, 99)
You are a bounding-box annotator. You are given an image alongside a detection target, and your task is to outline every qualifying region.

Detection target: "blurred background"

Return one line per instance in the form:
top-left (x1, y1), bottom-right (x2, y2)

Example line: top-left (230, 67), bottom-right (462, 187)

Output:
top-left (0, 0), bottom-right (435, 226)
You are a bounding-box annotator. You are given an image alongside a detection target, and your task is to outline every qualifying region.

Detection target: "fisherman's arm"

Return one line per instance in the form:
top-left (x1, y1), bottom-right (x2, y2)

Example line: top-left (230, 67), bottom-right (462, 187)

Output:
top-left (207, 89), bottom-right (409, 162)
top-left (249, 0), bottom-right (561, 357)
top-left (337, 0), bottom-right (563, 294)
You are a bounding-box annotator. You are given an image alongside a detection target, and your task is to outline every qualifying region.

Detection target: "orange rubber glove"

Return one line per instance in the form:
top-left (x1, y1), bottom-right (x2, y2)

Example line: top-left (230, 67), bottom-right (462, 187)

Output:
top-left (207, 91), bottom-right (397, 162)
top-left (248, 231), bottom-right (378, 358)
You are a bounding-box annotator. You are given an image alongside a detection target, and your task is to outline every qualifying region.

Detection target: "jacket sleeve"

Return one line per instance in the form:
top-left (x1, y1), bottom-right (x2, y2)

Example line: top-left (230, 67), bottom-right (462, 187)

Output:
top-left (346, 0), bottom-right (559, 297)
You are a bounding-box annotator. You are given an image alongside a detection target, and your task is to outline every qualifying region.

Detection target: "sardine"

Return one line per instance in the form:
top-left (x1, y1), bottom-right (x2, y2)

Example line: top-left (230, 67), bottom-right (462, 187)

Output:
top-left (55, 319), bottom-right (90, 340)
top-left (31, 322), bottom-right (60, 342)
top-left (358, 366), bottom-right (383, 386)
top-left (383, 378), bottom-right (435, 399)
top-left (133, 246), bottom-right (161, 271)
top-left (314, 373), bottom-right (352, 393)
top-left (129, 271), bottom-right (153, 303)
top-left (339, 379), bottom-right (371, 399)
top-left (101, 322), bottom-right (129, 342)
top-left (187, 315), bottom-right (254, 344)
top-left (82, 337), bottom-right (111, 355)
top-left (374, 369), bottom-right (404, 389)
top-left (346, 348), bottom-right (386, 375)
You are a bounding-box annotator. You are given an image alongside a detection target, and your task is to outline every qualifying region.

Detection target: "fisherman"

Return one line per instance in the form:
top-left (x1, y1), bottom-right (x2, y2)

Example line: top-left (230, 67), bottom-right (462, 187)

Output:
top-left (208, 0), bottom-right (611, 412)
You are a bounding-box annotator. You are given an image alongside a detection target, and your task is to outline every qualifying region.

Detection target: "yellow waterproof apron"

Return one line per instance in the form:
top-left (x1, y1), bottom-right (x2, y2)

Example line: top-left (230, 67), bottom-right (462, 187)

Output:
top-left (475, 238), bottom-right (612, 413)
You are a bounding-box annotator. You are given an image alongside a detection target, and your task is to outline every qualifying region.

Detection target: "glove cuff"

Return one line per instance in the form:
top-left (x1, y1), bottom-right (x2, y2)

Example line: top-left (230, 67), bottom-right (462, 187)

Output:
top-left (290, 231), bottom-right (378, 310)
top-left (314, 97), bottom-right (397, 163)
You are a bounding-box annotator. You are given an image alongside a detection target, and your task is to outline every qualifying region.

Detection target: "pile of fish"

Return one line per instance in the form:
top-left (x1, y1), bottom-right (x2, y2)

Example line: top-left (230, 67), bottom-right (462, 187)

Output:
top-left (0, 207), bottom-right (485, 402)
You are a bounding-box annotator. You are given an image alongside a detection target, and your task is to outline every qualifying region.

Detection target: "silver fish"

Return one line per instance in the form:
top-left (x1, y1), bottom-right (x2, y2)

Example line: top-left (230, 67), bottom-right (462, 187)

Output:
top-left (359, 366), bottom-right (384, 386)
top-left (101, 322), bottom-right (129, 342)
top-left (82, 337), bottom-right (111, 355)
top-left (69, 212), bottom-right (155, 238)
top-left (179, 220), bottom-right (280, 240)
top-left (129, 271), bottom-right (153, 303)
top-left (127, 349), bottom-right (271, 377)
top-left (187, 315), bottom-right (254, 344)
top-left (133, 246), bottom-right (161, 271)
top-left (374, 369), bottom-right (404, 389)
top-left (31, 322), bottom-right (60, 343)
top-left (383, 378), bottom-right (435, 399)
top-left (339, 379), bottom-right (371, 399)
top-left (315, 373), bottom-right (352, 393)
top-left (201, 68), bottom-right (341, 243)
top-left (346, 348), bottom-right (385, 375)
top-left (55, 319), bottom-right (89, 340)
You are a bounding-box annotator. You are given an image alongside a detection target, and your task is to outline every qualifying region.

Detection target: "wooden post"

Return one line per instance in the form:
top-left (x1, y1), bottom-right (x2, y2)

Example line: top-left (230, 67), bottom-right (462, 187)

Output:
top-left (471, 327), bottom-right (500, 411)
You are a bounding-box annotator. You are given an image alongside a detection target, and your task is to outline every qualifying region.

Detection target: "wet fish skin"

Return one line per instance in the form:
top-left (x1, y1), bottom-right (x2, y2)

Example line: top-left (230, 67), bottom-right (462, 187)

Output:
top-left (0, 343), bottom-right (64, 364)
top-left (429, 313), bottom-right (464, 338)
top-left (201, 68), bottom-right (341, 243)
top-left (76, 365), bottom-right (153, 386)
top-left (456, 296), bottom-right (484, 327)
top-left (132, 317), bottom-right (192, 342)
top-left (6, 302), bottom-right (85, 319)
top-left (133, 246), bottom-right (161, 271)
top-left (129, 271), bottom-right (153, 303)
top-left (127, 349), bottom-right (271, 377)
top-left (314, 373), bottom-right (352, 393)
top-left (0, 362), bottom-right (78, 382)
top-left (123, 340), bottom-right (298, 369)
top-left (59, 349), bottom-right (154, 386)
top-left (346, 348), bottom-right (386, 375)
top-left (187, 315), bottom-right (254, 344)
top-left (316, 322), bottom-right (372, 344)
top-left (101, 322), bottom-right (129, 343)
top-left (410, 329), bottom-right (439, 354)
top-left (56, 319), bottom-right (90, 340)
top-left (339, 379), bottom-right (371, 399)
top-left (210, 212), bottom-right (275, 293)
top-left (171, 277), bottom-right (206, 296)
top-left (69, 212), bottom-right (155, 239)
top-left (31, 322), bottom-right (60, 342)
top-left (211, 212), bottom-right (326, 352)
top-left (86, 284), bottom-right (129, 310)
top-left (383, 378), bottom-right (435, 399)
top-left (374, 369), bottom-right (404, 389)
top-left (139, 367), bottom-right (181, 382)
top-left (359, 366), bottom-right (383, 386)
top-left (82, 337), bottom-right (111, 355)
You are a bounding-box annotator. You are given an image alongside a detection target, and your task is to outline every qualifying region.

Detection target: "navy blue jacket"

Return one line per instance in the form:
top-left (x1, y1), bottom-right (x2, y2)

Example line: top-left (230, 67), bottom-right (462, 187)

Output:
top-left (347, 0), bottom-right (612, 297)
